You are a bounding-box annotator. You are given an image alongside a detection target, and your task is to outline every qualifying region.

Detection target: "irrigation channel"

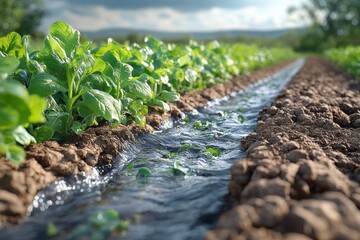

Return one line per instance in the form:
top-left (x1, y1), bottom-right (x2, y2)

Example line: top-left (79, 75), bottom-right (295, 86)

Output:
top-left (1, 59), bottom-right (304, 240)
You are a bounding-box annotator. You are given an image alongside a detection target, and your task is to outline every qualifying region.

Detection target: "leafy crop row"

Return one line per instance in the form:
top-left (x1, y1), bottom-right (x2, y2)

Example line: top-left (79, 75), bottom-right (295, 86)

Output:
top-left (0, 21), bottom-right (295, 163)
top-left (325, 46), bottom-right (360, 77)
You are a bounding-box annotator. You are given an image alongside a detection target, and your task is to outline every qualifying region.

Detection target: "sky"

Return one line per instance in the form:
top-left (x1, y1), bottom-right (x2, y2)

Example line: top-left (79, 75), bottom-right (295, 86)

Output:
top-left (41, 0), bottom-right (310, 33)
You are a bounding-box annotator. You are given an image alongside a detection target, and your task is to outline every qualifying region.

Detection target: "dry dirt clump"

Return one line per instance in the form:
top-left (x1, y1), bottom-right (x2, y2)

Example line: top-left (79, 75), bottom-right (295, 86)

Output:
top-left (206, 57), bottom-right (360, 240)
top-left (0, 60), bottom-right (294, 227)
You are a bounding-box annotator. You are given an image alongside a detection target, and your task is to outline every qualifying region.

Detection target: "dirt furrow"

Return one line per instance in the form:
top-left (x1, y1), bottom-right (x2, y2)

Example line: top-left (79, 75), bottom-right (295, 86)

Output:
top-left (206, 57), bottom-right (360, 240)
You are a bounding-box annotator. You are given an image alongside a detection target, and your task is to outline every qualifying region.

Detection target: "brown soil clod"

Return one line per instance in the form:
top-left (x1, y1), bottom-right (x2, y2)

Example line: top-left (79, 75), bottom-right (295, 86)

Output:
top-left (206, 57), bottom-right (360, 240)
top-left (0, 60), bottom-right (294, 227)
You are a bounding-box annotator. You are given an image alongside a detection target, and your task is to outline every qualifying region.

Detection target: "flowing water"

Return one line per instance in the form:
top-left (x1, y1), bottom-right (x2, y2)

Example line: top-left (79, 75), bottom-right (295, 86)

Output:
top-left (1, 60), bottom-right (304, 240)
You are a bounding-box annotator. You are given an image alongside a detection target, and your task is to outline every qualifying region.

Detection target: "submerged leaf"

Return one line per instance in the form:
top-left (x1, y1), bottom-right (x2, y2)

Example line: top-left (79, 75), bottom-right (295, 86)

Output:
top-left (137, 167), bottom-right (152, 177)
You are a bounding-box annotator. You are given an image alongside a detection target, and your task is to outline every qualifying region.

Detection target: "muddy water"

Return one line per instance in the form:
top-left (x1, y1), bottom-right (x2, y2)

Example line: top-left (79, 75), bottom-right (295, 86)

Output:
top-left (0, 60), bottom-right (304, 240)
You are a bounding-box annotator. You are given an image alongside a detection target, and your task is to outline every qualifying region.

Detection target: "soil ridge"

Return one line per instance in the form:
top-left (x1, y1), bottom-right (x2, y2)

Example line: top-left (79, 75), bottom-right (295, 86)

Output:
top-left (206, 57), bottom-right (360, 240)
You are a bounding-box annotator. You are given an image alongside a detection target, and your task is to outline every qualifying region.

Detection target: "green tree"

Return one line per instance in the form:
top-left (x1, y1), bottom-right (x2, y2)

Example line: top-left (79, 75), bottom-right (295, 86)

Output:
top-left (290, 0), bottom-right (360, 52)
top-left (0, 0), bottom-right (44, 36)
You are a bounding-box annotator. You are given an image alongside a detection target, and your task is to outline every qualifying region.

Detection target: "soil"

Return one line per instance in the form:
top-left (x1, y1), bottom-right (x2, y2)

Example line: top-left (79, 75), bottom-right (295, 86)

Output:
top-left (0, 60), bottom-right (293, 227)
top-left (206, 57), bottom-right (360, 240)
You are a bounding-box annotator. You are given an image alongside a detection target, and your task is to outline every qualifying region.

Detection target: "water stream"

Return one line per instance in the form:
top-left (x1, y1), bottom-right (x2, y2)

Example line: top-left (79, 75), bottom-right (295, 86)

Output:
top-left (1, 60), bottom-right (304, 240)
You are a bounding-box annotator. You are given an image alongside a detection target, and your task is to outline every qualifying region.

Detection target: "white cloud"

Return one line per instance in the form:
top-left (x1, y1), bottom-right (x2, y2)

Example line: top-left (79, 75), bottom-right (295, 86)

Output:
top-left (40, 2), bottom-right (309, 33)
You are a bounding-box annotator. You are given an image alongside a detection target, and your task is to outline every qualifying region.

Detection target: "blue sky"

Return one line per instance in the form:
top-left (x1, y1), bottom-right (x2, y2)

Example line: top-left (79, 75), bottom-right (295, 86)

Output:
top-left (41, 0), bottom-right (309, 32)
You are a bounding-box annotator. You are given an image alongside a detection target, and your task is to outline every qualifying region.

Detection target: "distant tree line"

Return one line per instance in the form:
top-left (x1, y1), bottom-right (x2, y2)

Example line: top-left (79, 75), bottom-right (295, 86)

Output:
top-left (0, 0), bottom-right (44, 36)
top-left (289, 0), bottom-right (360, 52)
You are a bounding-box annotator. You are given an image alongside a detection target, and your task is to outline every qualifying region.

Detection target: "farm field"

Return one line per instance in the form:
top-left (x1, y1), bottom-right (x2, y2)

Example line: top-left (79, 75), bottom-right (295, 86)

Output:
top-left (1, 1), bottom-right (360, 239)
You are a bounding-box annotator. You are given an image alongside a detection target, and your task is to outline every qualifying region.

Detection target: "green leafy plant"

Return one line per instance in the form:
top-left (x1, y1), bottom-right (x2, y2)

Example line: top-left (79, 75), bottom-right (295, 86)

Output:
top-left (193, 120), bottom-right (211, 130)
top-left (0, 21), bottom-right (295, 163)
top-left (29, 22), bottom-right (123, 139)
top-left (0, 56), bottom-right (46, 163)
top-left (325, 47), bottom-right (360, 77)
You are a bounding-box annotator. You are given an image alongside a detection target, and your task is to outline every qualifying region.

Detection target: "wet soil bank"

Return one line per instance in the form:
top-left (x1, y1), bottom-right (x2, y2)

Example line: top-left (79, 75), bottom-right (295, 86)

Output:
top-left (206, 57), bottom-right (360, 240)
top-left (0, 60), bottom-right (293, 227)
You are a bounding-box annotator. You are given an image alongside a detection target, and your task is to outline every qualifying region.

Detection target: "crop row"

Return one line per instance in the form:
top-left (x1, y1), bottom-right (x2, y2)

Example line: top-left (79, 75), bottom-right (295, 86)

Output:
top-left (0, 21), bottom-right (295, 163)
top-left (325, 46), bottom-right (360, 77)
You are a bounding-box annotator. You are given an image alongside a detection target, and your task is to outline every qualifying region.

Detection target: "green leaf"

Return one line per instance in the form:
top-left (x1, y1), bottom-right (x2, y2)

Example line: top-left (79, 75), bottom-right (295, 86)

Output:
top-left (118, 62), bottom-right (133, 84)
top-left (193, 120), bottom-right (211, 130)
top-left (12, 126), bottom-right (36, 145)
top-left (0, 108), bottom-right (19, 130)
top-left (129, 100), bottom-right (148, 116)
top-left (173, 68), bottom-right (185, 83)
top-left (0, 56), bottom-right (20, 75)
top-left (180, 143), bottom-right (192, 151)
top-left (126, 80), bottom-right (153, 100)
top-left (172, 160), bottom-right (191, 175)
top-left (44, 35), bottom-right (67, 60)
top-left (158, 90), bottom-right (180, 102)
top-left (178, 55), bottom-right (191, 67)
top-left (185, 69), bottom-right (197, 83)
top-left (29, 73), bottom-right (66, 97)
top-left (83, 74), bottom-right (113, 94)
top-left (91, 58), bottom-right (107, 73)
top-left (0, 82), bottom-right (31, 127)
top-left (36, 47), bottom-right (67, 80)
top-left (6, 145), bottom-right (26, 164)
top-left (71, 121), bottom-right (84, 135)
top-left (0, 32), bottom-right (25, 58)
top-left (145, 36), bottom-right (163, 56)
top-left (137, 167), bottom-right (152, 177)
top-left (126, 164), bottom-right (134, 171)
top-left (205, 147), bottom-right (222, 157)
top-left (33, 125), bottom-right (54, 142)
top-left (47, 223), bottom-right (58, 237)
top-left (238, 114), bottom-right (246, 123)
top-left (183, 116), bottom-right (191, 123)
top-left (93, 41), bottom-right (131, 63)
top-left (46, 111), bottom-right (72, 135)
top-left (104, 209), bottom-right (119, 220)
top-left (0, 80), bottom-right (29, 98)
top-left (134, 115), bottom-right (146, 127)
top-left (82, 89), bottom-right (122, 122)
top-left (28, 95), bottom-right (46, 123)
top-left (49, 21), bottom-right (80, 58)
top-left (152, 99), bottom-right (170, 112)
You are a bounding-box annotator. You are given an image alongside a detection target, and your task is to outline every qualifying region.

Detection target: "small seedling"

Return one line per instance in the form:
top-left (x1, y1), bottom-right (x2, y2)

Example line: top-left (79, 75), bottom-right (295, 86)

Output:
top-left (205, 147), bottom-right (222, 157)
top-left (137, 167), bottom-right (152, 177)
top-left (236, 107), bottom-right (246, 112)
top-left (180, 143), bottom-right (193, 151)
top-left (193, 121), bottom-right (211, 130)
top-left (183, 116), bottom-right (192, 123)
top-left (172, 160), bottom-right (191, 175)
top-left (67, 209), bottom-right (129, 239)
top-left (126, 164), bottom-right (134, 171)
top-left (238, 114), bottom-right (246, 123)
top-left (162, 152), bottom-right (176, 158)
top-left (46, 223), bottom-right (58, 236)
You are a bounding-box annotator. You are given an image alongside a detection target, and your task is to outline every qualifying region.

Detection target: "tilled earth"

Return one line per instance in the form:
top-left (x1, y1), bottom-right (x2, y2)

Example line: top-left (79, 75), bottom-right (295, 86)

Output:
top-left (206, 57), bottom-right (360, 240)
top-left (0, 60), bottom-right (293, 227)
